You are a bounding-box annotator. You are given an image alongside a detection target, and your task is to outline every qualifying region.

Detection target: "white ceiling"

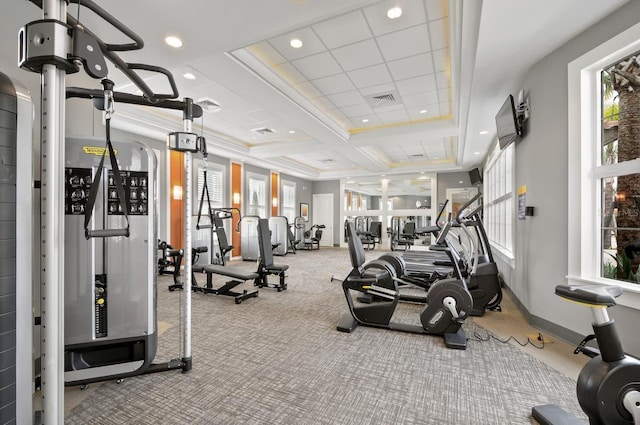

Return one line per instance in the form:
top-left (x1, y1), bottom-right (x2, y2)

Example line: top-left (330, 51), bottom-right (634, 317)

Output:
top-left (0, 0), bottom-right (630, 185)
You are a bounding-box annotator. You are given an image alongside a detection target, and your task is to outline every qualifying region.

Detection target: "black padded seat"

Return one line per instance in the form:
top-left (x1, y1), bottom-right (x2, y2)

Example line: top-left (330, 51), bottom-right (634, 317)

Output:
top-left (201, 264), bottom-right (258, 281)
top-left (265, 264), bottom-right (289, 273)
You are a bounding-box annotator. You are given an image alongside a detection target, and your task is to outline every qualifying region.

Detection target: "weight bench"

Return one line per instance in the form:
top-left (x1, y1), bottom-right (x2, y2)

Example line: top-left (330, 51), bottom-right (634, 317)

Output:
top-left (193, 264), bottom-right (259, 304)
top-left (253, 218), bottom-right (289, 291)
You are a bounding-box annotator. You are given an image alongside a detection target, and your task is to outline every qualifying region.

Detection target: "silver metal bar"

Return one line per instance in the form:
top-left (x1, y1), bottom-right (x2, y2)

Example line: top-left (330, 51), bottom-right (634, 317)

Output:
top-left (182, 118), bottom-right (192, 362)
top-left (40, 1), bottom-right (66, 422)
top-left (592, 306), bottom-right (610, 325)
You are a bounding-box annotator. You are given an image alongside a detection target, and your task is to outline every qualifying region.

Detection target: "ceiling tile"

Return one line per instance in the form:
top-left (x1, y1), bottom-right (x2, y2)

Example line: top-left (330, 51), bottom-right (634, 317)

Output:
top-left (332, 39), bottom-right (384, 72)
top-left (359, 82), bottom-right (397, 96)
top-left (269, 27), bottom-right (326, 61)
top-left (312, 10), bottom-right (372, 49)
top-left (377, 25), bottom-right (431, 61)
top-left (341, 103), bottom-right (374, 118)
top-left (327, 90), bottom-right (365, 108)
top-left (407, 106), bottom-right (440, 120)
top-left (396, 74), bottom-right (438, 96)
top-left (387, 53), bottom-right (434, 81)
top-left (439, 101), bottom-right (450, 115)
top-left (291, 52), bottom-right (342, 80)
top-left (425, 0), bottom-right (448, 21)
top-left (428, 18), bottom-right (448, 51)
top-left (364, 0), bottom-right (427, 37)
top-left (432, 48), bottom-right (449, 72)
top-left (373, 102), bottom-right (405, 113)
top-left (272, 62), bottom-right (307, 84)
top-left (294, 81), bottom-right (323, 98)
top-left (348, 63), bottom-right (392, 88)
top-left (352, 115), bottom-right (382, 126)
top-left (402, 90), bottom-right (439, 108)
top-left (312, 73), bottom-right (356, 95)
top-left (378, 109), bottom-right (410, 123)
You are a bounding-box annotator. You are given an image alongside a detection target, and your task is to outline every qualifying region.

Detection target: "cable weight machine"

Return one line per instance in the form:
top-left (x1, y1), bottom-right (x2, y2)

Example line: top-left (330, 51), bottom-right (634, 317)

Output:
top-left (18, 0), bottom-right (201, 421)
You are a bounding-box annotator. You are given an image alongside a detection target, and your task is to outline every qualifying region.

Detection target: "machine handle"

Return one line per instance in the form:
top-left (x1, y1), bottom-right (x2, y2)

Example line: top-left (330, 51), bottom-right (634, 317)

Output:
top-left (86, 228), bottom-right (130, 238)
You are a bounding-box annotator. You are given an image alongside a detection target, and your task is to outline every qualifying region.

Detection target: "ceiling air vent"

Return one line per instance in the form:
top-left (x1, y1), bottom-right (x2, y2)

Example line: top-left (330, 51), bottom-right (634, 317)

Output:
top-left (251, 127), bottom-right (275, 135)
top-left (197, 97), bottom-right (221, 113)
top-left (319, 158), bottom-right (336, 163)
top-left (365, 90), bottom-right (402, 109)
top-left (409, 153), bottom-right (424, 159)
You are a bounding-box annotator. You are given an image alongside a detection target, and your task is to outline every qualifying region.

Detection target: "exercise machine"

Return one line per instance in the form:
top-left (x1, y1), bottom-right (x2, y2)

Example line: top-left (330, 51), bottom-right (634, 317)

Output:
top-left (254, 218), bottom-right (289, 291)
top-left (336, 222), bottom-right (473, 349)
top-left (269, 216), bottom-right (289, 256)
top-left (240, 215), bottom-right (260, 260)
top-left (532, 284), bottom-right (640, 425)
top-left (158, 240), bottom-right (180, 274)
top-left (18, 1), bottom-right (197, 419)
top-left (303, 224), bottom-right (325, 250)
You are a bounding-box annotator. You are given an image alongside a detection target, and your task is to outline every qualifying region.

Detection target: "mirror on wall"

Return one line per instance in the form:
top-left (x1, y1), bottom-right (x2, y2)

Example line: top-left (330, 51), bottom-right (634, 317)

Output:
top-left (341, 172), bottom-right (437, 246)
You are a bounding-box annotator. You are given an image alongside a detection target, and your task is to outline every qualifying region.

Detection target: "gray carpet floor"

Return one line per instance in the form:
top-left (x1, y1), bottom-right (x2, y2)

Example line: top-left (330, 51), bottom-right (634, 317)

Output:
top-left (64, 247), bottom-right (586, 424)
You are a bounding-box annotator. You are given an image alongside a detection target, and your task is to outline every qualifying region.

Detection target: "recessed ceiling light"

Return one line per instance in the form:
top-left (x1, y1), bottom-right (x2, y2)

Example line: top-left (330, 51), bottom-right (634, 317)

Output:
top-left (164, 36), bottom-right (183, 48)
top-left (362, 118), bottom-right (369, 123)
top-left (459, 180), bottom-right (464, 184)
top-left (420, 171), bottom-right (425, 174)
top-left (479, 130), bottom-right (489, 135)
top-left (290, 38), bottom-right (303, 48)
top-left (183, 72), bottom-right (196, 80)
top-left (419, 109), bottom-right (428, 114)
top-left (474, 151), bottom-right (481, 155)
top-left (387, 6), bottom-right (402, 19)
top-left (289, 130), bottom-right (296, 134)
top-left (434, 156), bottom-right (439, 160)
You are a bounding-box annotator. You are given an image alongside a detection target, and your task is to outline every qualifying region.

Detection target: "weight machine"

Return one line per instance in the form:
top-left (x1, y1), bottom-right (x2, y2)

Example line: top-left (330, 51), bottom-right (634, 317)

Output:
top-left (17, 0), bottom-right (199, 421)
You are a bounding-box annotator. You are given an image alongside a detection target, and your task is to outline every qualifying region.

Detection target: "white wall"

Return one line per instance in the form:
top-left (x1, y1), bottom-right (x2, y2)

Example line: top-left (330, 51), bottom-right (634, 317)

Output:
top-left (507, 0), bottom-right (640, 356)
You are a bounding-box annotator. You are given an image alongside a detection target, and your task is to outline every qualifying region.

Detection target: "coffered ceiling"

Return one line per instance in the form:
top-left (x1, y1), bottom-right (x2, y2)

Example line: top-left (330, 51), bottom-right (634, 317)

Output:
top-left (0, 0), bottom-right (630, 184)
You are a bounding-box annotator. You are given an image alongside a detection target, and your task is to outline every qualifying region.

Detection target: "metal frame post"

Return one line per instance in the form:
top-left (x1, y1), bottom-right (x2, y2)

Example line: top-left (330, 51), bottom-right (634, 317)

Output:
top-left (39, 0), bottom-right (67, 422)
top-left (182, 99), bottom-right (194, 370)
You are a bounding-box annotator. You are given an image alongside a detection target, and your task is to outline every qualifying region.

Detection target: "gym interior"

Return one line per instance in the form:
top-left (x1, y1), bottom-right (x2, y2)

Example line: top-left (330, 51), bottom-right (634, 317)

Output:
top-left (1, 1), bottom-right (640, 424)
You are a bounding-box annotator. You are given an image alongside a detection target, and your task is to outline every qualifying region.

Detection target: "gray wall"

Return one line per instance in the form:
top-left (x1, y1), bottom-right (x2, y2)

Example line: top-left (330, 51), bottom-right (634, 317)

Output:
top-left (312, 180), bottom-right (340, 246)
top-left (437, 171), bottom-right (475, 201)
top-left (502, 0), bottom-right (640, 356)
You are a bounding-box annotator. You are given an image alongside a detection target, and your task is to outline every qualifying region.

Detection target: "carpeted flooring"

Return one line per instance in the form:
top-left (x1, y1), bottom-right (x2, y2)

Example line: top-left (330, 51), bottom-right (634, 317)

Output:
top-left (63, 247), bottom-right (586, 424)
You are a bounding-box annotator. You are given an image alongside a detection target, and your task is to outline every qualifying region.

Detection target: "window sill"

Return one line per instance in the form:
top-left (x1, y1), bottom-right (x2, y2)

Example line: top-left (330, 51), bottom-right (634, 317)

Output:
top-left (566, 275), bottom-right (640, 310)
top-left (491, 245), bottom-right (516, 269)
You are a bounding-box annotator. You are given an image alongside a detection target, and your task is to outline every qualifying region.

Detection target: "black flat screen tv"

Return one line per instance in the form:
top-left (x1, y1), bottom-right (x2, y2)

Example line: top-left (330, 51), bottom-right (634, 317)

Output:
top-left (495, 94), bottom-right (521, 150)
top-left (469, 168), bottom-right (482, 186)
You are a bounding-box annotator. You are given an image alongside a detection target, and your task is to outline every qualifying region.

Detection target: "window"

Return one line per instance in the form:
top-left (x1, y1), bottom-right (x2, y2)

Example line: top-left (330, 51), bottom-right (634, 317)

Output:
top-left (195, 161), bottom-right (224, 220)
top-left (484, 142), bottom-right (514, 259)
top-left (248, 173), bottom-right (267, 217)
top-left (281, 180), bottom-right (296, 222)
top-left (568, 22), bottom-right (640, 301)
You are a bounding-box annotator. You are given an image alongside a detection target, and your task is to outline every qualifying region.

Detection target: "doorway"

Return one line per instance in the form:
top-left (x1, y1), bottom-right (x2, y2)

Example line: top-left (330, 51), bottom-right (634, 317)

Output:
top-left (312, 193), bottom-right (334, 247)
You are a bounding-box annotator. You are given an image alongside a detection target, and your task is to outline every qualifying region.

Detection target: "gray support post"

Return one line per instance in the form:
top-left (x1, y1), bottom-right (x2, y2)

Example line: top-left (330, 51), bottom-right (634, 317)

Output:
top-left (40, 0), bottom-right (67, 422)
top-left (182, 99), bottom-right (193, 368)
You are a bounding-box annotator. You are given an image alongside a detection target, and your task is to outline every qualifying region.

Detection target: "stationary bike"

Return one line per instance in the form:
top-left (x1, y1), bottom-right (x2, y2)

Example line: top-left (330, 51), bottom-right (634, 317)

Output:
top-left (532, 284), bottom-right (640, 425)
top-left (336, 222), bottom-right (473, 349)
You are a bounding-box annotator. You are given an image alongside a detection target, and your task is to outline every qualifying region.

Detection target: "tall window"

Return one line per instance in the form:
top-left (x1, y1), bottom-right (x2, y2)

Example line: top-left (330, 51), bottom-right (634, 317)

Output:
top-left (484, 142), bottom-right (514, 258)
top-left (281, 180), bottom-right (296, 222)
top-left (598, 52), bottom-right (640, 284)
top-left (248, 173), bottom-right (267, 217)
top-left (195, 162), bottom-right (224, 219)
top-left (568, 22), bottom-right (640, 294)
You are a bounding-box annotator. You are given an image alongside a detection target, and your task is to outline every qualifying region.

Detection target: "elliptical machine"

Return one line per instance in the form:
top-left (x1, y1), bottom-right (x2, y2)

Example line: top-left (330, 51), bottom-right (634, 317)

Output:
top-left (336, 222), bottom-right (473, 349)
top-left (532, 284), bottom-right (640, 425)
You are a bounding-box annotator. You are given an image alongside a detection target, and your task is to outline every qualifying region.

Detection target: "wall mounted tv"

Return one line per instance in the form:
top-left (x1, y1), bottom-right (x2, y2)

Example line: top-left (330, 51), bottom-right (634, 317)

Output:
top-left (495, 94), bottom-right (521, 150)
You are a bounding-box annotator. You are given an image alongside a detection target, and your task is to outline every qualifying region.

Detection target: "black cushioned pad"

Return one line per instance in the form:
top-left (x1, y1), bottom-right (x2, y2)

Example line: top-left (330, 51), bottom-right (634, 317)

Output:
top-left (267, 264), bottom-right (289, 272)
top-left (202, 264), bottom-right (258, 280)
